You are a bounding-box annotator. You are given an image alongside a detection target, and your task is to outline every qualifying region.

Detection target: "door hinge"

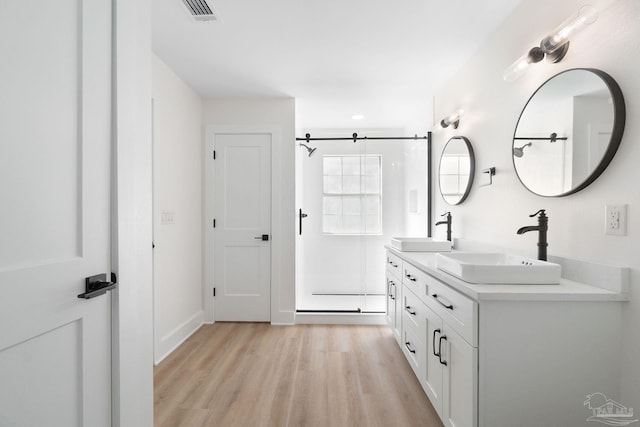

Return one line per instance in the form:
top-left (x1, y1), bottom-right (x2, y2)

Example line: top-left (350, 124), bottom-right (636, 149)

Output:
top-left (213, 150), bottom-right (216, 160)
top-left (213, 287), bottom-right (216, 297)
top-left (213, 219), bottom-right (216, 228)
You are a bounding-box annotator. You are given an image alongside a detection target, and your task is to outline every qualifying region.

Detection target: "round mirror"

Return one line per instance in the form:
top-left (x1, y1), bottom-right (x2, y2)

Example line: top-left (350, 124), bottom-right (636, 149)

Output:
top-left (439, 136), bottom-right (475, 205)
top-left (513, 68), bottom-right (625, 197)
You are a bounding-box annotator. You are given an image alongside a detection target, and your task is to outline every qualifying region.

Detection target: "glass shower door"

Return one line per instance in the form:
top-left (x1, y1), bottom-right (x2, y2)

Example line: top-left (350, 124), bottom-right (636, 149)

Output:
top-left (296, 136), bottom-right (404, 313)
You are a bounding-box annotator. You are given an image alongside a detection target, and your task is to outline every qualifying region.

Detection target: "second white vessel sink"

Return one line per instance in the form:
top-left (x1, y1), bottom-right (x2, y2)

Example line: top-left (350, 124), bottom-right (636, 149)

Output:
top-left (391, 237), bottom-right (452, 252)
top-left (435, 252), bottom-right (561, 284)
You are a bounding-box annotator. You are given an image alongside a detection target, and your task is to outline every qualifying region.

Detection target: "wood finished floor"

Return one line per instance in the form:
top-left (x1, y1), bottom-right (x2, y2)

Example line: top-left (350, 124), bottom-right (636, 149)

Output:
top-left (154, 323), bottom-right (443, 427)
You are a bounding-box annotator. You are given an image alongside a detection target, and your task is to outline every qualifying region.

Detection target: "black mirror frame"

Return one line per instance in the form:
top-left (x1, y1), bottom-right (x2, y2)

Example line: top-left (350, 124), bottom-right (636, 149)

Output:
top-left (512, 68), bottom-right (626, 197)
top-left (439, 136), bottom-right (475, 206)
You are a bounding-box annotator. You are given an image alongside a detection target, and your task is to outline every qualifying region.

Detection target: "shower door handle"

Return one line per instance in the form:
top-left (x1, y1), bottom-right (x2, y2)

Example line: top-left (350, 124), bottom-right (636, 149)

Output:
top-left (299, 209), bottom-right (308, 235)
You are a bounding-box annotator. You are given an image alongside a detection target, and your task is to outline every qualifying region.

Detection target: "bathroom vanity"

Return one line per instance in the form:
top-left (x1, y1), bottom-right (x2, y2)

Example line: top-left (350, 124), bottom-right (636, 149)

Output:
top-left (385, 247), bottom-right (627, 427)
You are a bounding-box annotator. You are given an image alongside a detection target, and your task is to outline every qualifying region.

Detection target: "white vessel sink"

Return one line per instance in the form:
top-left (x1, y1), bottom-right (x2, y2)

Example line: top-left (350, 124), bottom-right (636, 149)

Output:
top-left (390, 237), bottom-right (452, 252)
top-left (435, 252), bottom-right (561, 284)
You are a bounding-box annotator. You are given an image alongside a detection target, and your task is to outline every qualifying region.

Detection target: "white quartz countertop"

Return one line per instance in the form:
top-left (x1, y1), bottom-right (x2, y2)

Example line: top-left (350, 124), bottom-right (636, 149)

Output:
top-left (386, 246), bottom-right (629, 302)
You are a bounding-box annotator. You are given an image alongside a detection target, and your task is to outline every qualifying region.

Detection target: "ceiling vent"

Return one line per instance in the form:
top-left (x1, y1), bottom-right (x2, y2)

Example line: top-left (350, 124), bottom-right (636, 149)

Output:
top-left (180, 0), bottom-right (219, 22)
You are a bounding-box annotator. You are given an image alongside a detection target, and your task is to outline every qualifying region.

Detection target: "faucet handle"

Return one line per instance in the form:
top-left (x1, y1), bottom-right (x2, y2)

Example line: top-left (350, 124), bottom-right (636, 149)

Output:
top-left (441, 211), bottom-right (451, 217)
top-left (529, 209), bottom-right (547, 218)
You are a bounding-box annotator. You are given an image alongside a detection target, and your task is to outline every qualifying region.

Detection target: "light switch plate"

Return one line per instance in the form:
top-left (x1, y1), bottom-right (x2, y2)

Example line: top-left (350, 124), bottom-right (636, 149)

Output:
top-left (161, 210), bottom-right (175, 225)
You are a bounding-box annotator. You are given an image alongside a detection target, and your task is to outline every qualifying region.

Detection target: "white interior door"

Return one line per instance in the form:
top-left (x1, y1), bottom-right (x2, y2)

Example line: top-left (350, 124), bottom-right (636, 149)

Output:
top-left (214, 133), bottom-right (272, 321)
top-left (0, 0), bottom-right (113, 425)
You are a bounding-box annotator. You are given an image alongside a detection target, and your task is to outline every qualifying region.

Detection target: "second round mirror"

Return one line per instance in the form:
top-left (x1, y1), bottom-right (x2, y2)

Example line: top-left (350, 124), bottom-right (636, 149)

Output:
top-left (439, 136), bottom-right (475, 205)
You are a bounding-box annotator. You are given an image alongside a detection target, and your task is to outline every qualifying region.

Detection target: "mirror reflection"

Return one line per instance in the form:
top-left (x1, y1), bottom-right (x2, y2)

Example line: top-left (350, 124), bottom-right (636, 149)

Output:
top-left (439, 136), bottom-right (475, 205)
top-left (513, 68), bottom-right (625, 197)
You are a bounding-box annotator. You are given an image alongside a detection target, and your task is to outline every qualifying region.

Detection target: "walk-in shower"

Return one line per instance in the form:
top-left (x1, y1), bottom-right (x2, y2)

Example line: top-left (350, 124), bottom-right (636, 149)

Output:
top-left (295, 131), bottom-right (431, 314)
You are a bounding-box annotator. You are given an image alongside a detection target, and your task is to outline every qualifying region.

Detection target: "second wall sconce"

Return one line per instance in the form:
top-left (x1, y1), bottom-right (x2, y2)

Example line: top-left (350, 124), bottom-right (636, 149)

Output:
top-left (440, 109), bottom-right (464, 129)
top-left (503, 5), bottom-right (598, 82)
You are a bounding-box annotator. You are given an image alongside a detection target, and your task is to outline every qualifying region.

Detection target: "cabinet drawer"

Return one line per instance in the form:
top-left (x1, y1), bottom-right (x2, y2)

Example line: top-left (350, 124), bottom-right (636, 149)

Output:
top-left (386, 251), bottom-right (403, 279)
top-left (402, 324), bottom-right (426, 381)
top-left (402, 285), bottom-right (428, 333)
top-left (402, 262), bottom-right (429, 300)
top-left (425, 275), bottom-right (478, 347)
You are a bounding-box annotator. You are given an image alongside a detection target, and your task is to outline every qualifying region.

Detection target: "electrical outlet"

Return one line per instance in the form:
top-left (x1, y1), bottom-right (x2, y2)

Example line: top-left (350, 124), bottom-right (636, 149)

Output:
top-left (605, 204), bottom-right (627, 236)
top-left (608, 209), bottom-right (619, 229)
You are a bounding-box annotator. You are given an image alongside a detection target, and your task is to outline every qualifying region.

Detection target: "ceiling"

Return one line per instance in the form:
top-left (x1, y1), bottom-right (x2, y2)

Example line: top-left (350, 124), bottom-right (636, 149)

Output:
top-left (152, 0), bottom-right (523, 131)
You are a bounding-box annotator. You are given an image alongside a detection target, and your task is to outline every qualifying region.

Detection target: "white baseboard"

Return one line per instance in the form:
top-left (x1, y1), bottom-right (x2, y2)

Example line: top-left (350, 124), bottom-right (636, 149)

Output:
top-left (154, 311), bottom-right (204, 365)
top-left (271, 309), bottom-right (296, 325)
top-left (295, 312), bottom-right (386, 325)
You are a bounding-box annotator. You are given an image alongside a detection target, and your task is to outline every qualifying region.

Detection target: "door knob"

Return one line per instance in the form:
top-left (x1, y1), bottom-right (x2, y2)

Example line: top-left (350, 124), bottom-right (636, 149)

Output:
top-left (254, 234), bottom-right (269, 241)
top-left (78, 273), bottom-right (117, 299)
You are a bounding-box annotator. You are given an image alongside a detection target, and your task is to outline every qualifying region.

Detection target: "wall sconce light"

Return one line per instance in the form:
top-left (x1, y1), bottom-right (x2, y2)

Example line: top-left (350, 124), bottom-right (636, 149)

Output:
top-left (503, 5), bottom-right (598, 82)
top-left (440, 109), bottom-right (464, 129)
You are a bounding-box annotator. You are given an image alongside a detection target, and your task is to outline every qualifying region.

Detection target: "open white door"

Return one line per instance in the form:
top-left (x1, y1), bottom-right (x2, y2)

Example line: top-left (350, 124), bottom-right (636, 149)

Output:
top-left (212, 132), bottom-right (272, 321)
top-left (0, 0), bottom-right (113, 425)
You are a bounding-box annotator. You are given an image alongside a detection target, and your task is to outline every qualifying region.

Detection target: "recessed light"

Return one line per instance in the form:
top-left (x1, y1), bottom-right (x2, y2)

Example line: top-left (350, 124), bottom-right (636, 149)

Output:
top-left (352, 114), bottom-right (365, 120)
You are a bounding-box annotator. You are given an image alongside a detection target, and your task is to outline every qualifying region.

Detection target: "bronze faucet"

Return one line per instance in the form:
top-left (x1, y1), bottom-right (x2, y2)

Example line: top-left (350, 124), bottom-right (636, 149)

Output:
top-left (517, 209), bottom-right (548, 261)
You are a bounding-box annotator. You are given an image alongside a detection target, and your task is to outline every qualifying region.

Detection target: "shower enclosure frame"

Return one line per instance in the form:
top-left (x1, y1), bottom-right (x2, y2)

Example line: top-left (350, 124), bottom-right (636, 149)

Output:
top-left (294, 131), bottom-right (433, 314)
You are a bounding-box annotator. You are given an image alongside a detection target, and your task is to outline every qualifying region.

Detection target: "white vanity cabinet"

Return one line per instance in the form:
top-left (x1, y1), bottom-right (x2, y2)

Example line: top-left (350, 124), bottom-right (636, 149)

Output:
top-left (386, 248), bottom-right (626, 427)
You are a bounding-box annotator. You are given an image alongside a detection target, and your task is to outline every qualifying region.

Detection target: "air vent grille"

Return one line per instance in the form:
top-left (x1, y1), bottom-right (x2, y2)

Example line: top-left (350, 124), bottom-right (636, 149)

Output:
top-left (181, 0), bottom-right (218, 21)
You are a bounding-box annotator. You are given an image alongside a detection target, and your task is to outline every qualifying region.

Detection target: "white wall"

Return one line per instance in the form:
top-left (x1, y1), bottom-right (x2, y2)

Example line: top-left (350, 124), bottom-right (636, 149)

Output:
top-left (202, 98), bottom-right (296, 324)
top-left (151, 55), bottom-right (204, 363)
top-left (433, 0), bottom-right (640, 408)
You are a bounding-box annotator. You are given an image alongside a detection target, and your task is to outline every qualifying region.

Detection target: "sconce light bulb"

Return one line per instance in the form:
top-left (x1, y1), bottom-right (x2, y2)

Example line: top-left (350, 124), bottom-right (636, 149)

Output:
top-left (503, 48), bottom-right (542, 82)
top-left (540, 5), bottom-right (598, 54)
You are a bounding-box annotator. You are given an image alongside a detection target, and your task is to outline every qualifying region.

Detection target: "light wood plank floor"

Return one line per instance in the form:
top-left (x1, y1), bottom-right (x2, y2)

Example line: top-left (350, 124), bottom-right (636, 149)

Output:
top-left (154, 323), bottom-right (443, 427)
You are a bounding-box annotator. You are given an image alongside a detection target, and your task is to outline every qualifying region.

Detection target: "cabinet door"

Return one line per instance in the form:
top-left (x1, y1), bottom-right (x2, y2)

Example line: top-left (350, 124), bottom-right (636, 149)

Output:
top-left (393, 279), bottom-right (402, 343)
top-left (424, 305), bottom-right (444, 418)
top-left (441, 326), bottom-right (478, 427)
top-left (385, 276), bottom-right (396, 329)
top-left (385, 275), bottom-right (402, 344)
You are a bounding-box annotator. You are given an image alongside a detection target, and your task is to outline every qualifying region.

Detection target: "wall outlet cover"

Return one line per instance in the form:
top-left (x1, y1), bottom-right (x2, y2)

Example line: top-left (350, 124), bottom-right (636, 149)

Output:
top-left (605, 204), bottom-right (627, 236)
